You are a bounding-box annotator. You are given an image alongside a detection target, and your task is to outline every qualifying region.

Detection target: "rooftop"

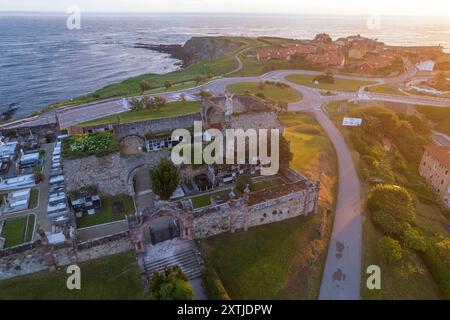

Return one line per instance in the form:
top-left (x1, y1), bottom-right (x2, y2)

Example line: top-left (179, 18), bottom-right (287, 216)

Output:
top-left (424, 145), bottom-right (450, 170)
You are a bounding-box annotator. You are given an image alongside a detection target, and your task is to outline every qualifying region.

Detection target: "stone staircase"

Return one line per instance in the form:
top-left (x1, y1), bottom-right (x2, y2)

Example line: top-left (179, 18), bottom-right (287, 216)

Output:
top-left (144, 249), bottom-right (203, 280)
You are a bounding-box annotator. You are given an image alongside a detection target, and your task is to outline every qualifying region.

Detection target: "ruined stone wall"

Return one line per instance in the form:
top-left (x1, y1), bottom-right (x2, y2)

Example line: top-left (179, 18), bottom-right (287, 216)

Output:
top-left (114, 113), bottom-right (202, 141)
top-left (192, 186), bottom-right (319, 238)
top-left (63, 150), bottom-right (170, 197)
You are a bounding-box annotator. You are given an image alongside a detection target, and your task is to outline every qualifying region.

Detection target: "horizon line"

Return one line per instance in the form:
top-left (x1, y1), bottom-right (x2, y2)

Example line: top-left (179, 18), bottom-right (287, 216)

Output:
top-left (1, 10), bottom-right (449, 18)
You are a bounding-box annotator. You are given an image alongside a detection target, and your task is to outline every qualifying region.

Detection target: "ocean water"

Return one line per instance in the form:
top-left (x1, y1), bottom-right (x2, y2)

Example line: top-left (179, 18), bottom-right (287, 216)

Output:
top-left (1, 13), bottom-right (450, 119)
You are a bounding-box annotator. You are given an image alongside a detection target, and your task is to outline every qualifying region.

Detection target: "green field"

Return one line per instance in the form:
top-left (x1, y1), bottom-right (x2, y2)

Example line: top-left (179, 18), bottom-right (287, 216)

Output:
top-left (366, 84), bottom-right (407, 96)
top-left (228, 56), bottom-right (293, 77)
top-left (198, 213), bottom-right (329, 299)
top-left (81, 101), bottom-right (202, 127)
top-left (190, 190), bottom-right (231, 209)
top-left (0, 252), bottom-right (144, 300)
top-left (416, 105), bottom-right (450, 135)
top-left (28, 189), bottom-right (39, 209)
top-left (286, 74), bottom-right (375, 92)
top-left (227, 82), bottom-right (302, 103)
top-left (279, 112), bottom-right (331, 173)
top-left (1, 215), bottom-right (35, 248)
top-left (76, 195), bottom-right (135, 229)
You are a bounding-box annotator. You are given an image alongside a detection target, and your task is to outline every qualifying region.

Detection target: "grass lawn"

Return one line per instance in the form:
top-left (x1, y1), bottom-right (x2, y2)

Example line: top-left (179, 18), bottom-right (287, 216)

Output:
top-left (366, 84), bottom-right (407, 96)
top-left (252, 177), bottom-right (285, 192)
top-left (286, 74), bottom-right (375, 92)
top-left (1, 216), bottom-right (28, 248)
top-left (227, 82), bottom-right (302, 103)
top-left (24, 214), bottom-right (36, 242)
top-left (28, 189), bottom-right (39, 209)
top-left (0, 252), bottom-right (144, 300)
top-left (198, 213), bottom-right (329, 299)
top-left (199, 111), bottom-right (338, 299)
top-left (416, 105), bottom-right (450, 135)
top-left (76, 195), bottom-right (135, 229)
top-left (190, 190), bottom-right (231, 209)
top-left (81, 101), bottom-right (202, 127)
top-left (143, 81), bottom-right (199, 95)
top-left (279, 112), bottom-right (332, 174)
top-left (227, 56), bottom-right (292, 77)
top-left (362, 217), bottom-right (442, 300)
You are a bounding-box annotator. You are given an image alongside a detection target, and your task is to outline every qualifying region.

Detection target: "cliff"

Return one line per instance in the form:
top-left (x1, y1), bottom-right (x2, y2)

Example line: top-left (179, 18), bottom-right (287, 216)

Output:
top-left (135, 37), bottom-right (244, 66)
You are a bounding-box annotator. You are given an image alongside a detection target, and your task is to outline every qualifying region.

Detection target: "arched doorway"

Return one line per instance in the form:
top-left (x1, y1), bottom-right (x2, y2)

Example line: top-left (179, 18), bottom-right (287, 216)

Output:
top-left (127, 165), bottom-right (156, 215)
top-left (128, 208), bottom-right (194, 255)
top-left (147, 215), bottom-right (181, 245)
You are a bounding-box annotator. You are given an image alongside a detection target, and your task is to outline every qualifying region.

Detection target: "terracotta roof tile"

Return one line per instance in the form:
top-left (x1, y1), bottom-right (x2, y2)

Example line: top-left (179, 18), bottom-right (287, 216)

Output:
top-left (424, 145), bottom-right (450, 170)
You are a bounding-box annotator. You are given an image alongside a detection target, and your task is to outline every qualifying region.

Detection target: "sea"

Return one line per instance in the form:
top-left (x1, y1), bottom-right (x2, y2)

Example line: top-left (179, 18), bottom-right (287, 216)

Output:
top-left (1, 13), bottom-right (450, 119)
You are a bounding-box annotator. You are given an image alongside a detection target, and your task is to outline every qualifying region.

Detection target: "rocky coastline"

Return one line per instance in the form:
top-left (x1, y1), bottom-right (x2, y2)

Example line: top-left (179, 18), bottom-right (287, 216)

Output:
top-left (134, 36), bottom-right (243, 67)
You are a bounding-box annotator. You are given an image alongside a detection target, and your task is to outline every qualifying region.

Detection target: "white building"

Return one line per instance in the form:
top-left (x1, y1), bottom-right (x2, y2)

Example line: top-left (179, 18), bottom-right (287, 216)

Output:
top-left (416, 60), bottom-right (435, 72)
top-left (2, 188), bottom-right (31, 214)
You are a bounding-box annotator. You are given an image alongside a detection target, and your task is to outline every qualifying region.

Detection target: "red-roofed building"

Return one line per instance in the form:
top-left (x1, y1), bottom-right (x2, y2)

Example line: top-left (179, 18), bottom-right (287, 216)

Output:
top-left (348, 42), bottom-right (368, 59)
top-left (357, 55), bottom-right (395, 72)
top-left (256, 45), bottom-right (318, 61)
top-left (306, 51), bottom-right (345, 66)
top-left (256, 48), bottom-right (291, 61)
top-left (419, 145), bottom-right (450, 206)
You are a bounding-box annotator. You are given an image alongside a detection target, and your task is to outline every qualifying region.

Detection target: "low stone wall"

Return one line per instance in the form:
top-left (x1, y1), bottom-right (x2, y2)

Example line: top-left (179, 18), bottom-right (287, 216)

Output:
top-left (77, 236), bottom-right (132, 263)
top-left (0, 234), bottom-right (132, 281)
top-left (0, 241), bottom-right (42, 258)
top-left (192, 186), bottom-right (319, 238)
top-left (114, 113), bottom-right (202, 141)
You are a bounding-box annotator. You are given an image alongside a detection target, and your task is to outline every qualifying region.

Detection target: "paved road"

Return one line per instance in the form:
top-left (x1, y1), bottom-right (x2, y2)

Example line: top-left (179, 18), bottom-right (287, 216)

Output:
top-left (314, 106), bottom-right (363, 300)
top-left (2, 67), bottom-right (449, 130)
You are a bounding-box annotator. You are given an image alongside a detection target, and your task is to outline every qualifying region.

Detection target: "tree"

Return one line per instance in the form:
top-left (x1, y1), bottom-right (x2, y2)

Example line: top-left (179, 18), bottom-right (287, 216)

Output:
top-left (235, 175), bottom-right (254, 193)
top-left (279, 135), bottom-right (293, 169)
top-left (148, 266), bottom-right (194, 300)
top-left (195, 74), bottom-right (206, 85)
top-left (179, 93), bottom-right (187, 105)
top-left (154, 96), bottom-right (167, 111)
top-left (130, 97), bottom-right (143, 111)
top-left (378, 236), bottom-right (403, 264)
top-left (258, 81), bottom-right (266, 90)
top-left (150, 158), bottom-right (180, 200)
top-left (164, 81), bottom-right (172, 91)
top-left (197, 90), bottom-right (212, 101)
top-left (278, 101), bottom-right (289, 113)
top-left (367, 184), bottom-right (415, 224)
top-left (401, 224), bottom-right (428, 251)
top-left (33, 167), bottom-right (43, 184)
top-left (139, 80), bottom-right (151, 93)
top-left (141, 96), bottom-right (151, 109)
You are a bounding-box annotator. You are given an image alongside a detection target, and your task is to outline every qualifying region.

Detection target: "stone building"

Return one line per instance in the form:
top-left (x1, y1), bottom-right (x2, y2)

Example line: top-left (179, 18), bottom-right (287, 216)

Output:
top-left (127, 169), bottom-right (320, 250)
top-left (419, 145), bottom-right (450, 207)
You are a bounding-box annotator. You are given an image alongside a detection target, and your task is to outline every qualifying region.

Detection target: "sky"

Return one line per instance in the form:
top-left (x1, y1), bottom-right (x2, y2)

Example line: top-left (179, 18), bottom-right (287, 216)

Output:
top-left (1, 0), bottom-right (450, 16)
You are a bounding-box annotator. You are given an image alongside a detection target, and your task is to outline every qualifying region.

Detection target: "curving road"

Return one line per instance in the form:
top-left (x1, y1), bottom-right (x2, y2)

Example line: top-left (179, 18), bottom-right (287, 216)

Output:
top-left (1, 65), bottom-right (449, 300)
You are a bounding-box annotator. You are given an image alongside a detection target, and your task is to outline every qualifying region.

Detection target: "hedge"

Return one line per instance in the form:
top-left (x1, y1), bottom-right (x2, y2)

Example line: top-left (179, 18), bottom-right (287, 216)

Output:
top-left (202, 266), bottom-right (230, 300)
